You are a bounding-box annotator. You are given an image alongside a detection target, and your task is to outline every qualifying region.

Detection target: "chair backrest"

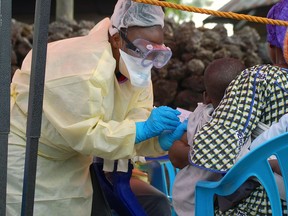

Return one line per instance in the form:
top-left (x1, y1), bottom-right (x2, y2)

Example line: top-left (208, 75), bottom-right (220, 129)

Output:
top-left (144, 155), bottom-right (179, 196)
top-left (140, 158), bottom-right (179, 200)
top-left (195, 132), bottom-right (288, 215)
top-left (140, 159), bottom-right (179, 216)
top-left (160, 161), bottom-right (179, 201)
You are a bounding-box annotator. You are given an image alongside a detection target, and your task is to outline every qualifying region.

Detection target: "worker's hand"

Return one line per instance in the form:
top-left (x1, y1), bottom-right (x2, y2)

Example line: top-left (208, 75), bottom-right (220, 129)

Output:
top-left (158, 120), bottom-right (188, 151)
top-left (135, 106), bottom-right (181, 144)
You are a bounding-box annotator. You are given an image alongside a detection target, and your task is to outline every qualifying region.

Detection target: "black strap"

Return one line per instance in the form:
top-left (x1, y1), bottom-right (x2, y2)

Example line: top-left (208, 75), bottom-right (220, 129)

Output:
top-left (90, 164), bottom-right (112, 216)
top-left (0, 0), bottom-right (11, 215)
top-left (21, 0), bottom-right (51, 215)
top-left (91, 159), bottom-right (147, 216)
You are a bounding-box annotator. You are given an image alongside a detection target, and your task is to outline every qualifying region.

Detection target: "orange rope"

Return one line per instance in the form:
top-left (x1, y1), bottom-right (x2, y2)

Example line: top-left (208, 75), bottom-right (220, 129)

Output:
top-left (132, 0), bottom-right (288, 27)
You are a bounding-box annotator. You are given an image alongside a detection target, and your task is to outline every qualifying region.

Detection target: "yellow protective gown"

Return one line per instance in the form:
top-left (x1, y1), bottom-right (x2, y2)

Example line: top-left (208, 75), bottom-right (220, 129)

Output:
top-left (7, 18), bottom-right (165, 216)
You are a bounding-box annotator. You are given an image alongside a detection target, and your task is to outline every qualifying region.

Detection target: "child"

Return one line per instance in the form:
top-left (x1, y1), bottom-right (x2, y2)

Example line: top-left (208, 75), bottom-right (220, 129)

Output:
top-left (169, 57), bottom-right (246, 216)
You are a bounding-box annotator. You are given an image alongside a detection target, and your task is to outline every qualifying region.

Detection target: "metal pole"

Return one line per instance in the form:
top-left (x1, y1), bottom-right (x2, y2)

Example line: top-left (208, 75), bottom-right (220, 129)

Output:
top-left (0, 0), bottom-right (11, 215)
top-left (21, 0), bottom-right (51, 215)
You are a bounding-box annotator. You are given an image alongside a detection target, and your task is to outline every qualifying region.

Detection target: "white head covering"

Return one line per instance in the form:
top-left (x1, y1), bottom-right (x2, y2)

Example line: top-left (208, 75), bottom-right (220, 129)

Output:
top-left (109, 0), bottom-right (165, 36)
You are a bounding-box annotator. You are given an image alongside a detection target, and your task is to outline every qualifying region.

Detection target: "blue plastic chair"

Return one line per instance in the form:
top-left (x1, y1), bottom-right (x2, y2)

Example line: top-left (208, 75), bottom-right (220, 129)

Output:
top-left (141, 158), bottom-right (179, 216)
top-left (195, 132), bottom-right (288, 215)
top-left (154, 161), bottom-right (179, 216)
top-left (144, 155), bottom-right (179, 199)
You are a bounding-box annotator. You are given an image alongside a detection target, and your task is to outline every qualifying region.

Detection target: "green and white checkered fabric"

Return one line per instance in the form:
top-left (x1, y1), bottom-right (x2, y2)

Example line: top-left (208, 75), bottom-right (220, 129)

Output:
top-left (189, 64), bottom-right (288, 214)
top-left (190, 64), bottom-right (288, 172)
top-left (215, 185), bottom-right (287, 215)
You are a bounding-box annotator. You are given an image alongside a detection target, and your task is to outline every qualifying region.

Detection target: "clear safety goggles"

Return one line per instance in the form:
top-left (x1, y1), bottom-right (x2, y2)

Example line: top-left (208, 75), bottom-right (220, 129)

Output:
top-left (114, 26), bottom-right (172, 68)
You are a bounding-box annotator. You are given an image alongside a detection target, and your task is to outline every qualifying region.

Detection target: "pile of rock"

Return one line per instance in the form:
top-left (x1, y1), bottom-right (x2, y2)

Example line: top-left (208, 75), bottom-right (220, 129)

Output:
top-left (11, 18), bottom-right (96, 77)
top-left (152, 18), bottom-right (270, 111)
top-left (11, 18), bottom-right (269, 111)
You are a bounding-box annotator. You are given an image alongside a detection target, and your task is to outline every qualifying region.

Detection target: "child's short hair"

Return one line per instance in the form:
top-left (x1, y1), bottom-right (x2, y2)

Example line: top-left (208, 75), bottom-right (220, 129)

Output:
top-left (204, 58), bottom-right (246, 105)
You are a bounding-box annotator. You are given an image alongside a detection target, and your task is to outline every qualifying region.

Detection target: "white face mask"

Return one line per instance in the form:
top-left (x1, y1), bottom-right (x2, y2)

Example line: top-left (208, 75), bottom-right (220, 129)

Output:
top-left (119, 49), bottom-right (153, 88)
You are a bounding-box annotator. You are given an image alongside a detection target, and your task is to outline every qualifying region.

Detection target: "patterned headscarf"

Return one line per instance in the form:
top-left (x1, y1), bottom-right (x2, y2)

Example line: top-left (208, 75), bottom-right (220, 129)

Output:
top-left (266, 0), bottom-right (288, 49)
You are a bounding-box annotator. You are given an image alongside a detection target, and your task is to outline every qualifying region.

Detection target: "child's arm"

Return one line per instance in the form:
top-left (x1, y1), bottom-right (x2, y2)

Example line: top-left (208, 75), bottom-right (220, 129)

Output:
top-left (168, 132), bottom-right (190, 169)
top-left (269, 159), bottom-right (282, 176)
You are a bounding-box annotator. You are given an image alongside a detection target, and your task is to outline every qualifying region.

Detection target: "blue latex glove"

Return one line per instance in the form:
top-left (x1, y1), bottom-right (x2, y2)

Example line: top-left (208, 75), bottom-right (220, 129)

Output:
top-left (135, 106), bottom-right (181, 144)
top-left (158, 120), bottom-right (188, 151)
